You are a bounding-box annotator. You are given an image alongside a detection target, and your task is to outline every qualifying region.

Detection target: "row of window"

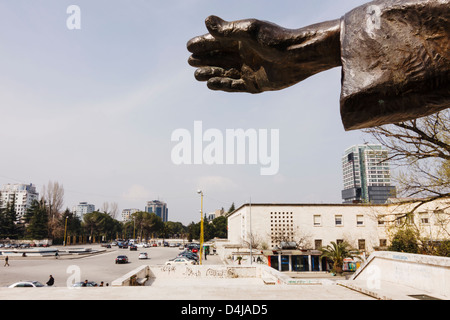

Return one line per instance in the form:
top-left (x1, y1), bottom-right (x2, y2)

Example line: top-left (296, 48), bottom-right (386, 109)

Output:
top-left (313, 214), bottom-right (365, 227)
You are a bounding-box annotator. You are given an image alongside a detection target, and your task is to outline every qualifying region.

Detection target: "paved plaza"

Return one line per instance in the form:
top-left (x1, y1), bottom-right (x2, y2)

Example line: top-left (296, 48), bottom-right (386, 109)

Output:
top-left (0, 246), bottom-right (446, 300)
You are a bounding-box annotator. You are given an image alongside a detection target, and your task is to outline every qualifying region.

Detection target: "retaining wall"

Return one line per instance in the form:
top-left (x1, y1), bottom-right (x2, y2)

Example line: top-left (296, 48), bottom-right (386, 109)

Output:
top-left (351, 251), bottom-right (450, 298)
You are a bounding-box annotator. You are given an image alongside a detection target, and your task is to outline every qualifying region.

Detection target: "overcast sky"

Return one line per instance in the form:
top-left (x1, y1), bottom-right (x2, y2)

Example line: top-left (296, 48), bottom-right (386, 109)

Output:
top-left (0, 0), bottom-right (373, 225)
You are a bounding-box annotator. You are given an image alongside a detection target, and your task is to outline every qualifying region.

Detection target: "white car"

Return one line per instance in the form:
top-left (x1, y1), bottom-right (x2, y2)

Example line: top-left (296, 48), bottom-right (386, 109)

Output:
top-left (138, 252), bottom-right (148, 259)
top-left (165, 257), bottom-right (196, 265)
top-left (8, 281), bottom-right (45, 288)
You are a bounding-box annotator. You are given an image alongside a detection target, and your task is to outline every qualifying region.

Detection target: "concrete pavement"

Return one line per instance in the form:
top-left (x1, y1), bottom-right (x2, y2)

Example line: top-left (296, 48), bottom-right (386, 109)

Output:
top-left (0, 251), bottom-right (446, 300)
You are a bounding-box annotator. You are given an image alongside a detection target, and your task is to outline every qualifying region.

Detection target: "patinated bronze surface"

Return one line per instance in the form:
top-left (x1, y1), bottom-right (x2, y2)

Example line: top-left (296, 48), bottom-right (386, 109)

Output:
top-left (187, 0), bottom-right (449, 131)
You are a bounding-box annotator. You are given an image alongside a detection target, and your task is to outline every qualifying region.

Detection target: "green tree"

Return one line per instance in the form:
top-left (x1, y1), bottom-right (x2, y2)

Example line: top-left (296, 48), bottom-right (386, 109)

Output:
top-left (61, 209), bottom-right (82, 244)
top-left (388, 228), bottom-right (420, 254)
top-left (83, 211), bottom-right (120, 242)
top-left (321, 241), bottom-right (360, 274)
top-left (0, 200), bottom-right (19, 239)
top-left (24, 199), bottom-right (49, 240)
top-left (127, 211), bottom-right (164, 240)
top-left (211, 216), bottom-right (227, 239)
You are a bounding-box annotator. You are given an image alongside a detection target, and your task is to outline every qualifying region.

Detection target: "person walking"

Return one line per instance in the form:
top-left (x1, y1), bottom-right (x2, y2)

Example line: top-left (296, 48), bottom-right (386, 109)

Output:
top-left (4, 255), bottom-right (9, 267)
top-left (46, 275), bottom-right (55, 286)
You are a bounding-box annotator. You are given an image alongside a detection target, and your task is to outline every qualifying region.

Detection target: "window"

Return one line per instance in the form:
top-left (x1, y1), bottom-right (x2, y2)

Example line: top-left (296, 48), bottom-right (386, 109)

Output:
top-left (420, 213), bottom-right (429, 225)
top-left (313, 215), bottom-right (322, 226)
top-left (379, 239), bottom-right (387, 247)
top-left (335, 215), bottom-right (343, 226)
top-left (358, 239), bottom-right (366, 251)
top-left (356, 215), bottom-right (364, 226)
top-left (314, 239), bottom-right (322, 250)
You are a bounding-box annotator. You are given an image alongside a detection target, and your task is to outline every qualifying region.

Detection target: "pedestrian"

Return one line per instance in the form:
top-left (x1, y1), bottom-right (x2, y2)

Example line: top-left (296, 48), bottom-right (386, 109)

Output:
top-left (46, 275), bottom-right (55, 286)
top-left (4, 255), bottom-right (9, 267)
top-left (82, 279), bottom-right (88, 287)
top-left (99, 281), bottom-right (104, 287)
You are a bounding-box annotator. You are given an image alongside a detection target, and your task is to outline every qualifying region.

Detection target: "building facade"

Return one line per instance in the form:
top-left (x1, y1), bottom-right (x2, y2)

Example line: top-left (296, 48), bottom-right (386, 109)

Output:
top-left (72, 202), bottom-right (95, 220)
top-left (121, 208), bottom-right (140, 222)
top-left (0, 183), bottom-right (39, 219)
top-left (145, 200), bottom-right (168, 222)
top-left (342, 144), bottom-right (396, 204)
top-left (227, 201), bottom-right (450, 272)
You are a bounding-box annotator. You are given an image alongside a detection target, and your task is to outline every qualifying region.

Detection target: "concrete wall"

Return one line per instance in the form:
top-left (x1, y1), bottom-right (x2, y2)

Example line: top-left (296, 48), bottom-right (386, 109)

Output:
top-left (111, 265), bottom-right (150, 286)
top-left (147, 265), bottom-right (259, 279)
top-left (111, 264), bottom-right (331, 286)
top-left (351, 251), bottom-right (450, 298)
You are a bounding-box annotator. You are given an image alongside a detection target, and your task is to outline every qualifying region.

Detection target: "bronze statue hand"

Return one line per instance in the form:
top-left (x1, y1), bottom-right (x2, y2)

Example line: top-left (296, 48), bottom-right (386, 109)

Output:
top-left (187, 15), bottom-right (341, 93)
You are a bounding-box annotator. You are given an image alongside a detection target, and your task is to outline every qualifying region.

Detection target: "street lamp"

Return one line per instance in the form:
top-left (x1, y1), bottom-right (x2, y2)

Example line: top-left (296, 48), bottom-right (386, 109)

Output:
top-left (63, 216), bottom-right (68, 247)
top-left (197, 190), bottom-right (204, 265)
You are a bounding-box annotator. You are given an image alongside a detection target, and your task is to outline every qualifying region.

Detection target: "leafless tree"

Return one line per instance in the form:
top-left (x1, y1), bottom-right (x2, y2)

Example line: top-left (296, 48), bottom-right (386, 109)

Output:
top-left (364, 110), bottom-right (450, 218)
top-left (41, 181), bottom-right (65, 239)
top-left (101, 202), bottom-right (119, 219)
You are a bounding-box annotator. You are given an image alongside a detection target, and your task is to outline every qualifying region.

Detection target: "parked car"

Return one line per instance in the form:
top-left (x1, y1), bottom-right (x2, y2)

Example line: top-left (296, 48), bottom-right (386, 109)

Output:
top-left (101, 243), bottom-right (111, 248)
top-left (129, 245), bottom-right (137, 251)
top-left (138, 252), bottom-right (148, 259)
top-left (165, 257), bottom-right (197, 265)
top-left (72, 281), bottom-right (98, 287)
top-left (178, 252), bottom-right (199, 261)
top-left (8, 281), bottom-right (45, 288)
top-left (115, 255), bottom-right (128, 264)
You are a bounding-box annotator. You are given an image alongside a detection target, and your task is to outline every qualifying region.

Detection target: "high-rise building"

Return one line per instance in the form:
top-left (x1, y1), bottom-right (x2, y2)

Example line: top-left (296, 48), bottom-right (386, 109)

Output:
top-left (341, 144), bottom-right (396, 204)
top-left (145, 200), bottom-right (168, 222)
top-left (0, 183), bottom-right (39, 219)
top-left (72, 202), bottom-right (95, 220)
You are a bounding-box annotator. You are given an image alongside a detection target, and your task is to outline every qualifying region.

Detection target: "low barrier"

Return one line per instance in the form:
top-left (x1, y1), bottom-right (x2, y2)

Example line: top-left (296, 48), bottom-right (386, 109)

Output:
top-left (111, 264), bottom-right (334, 286)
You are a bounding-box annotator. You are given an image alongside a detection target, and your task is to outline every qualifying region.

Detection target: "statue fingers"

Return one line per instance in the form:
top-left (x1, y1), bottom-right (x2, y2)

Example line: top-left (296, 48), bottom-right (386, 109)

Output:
top-left (194, 67), bottom-right (240, 82)
top-left (207, 77), bottom-right (249, 93)
top-left (188, 52), bottom-right (242, 69)
top-left (205, 15), bottom-right (260, 42)
top-left (187, 33), bottom-right (237, 54)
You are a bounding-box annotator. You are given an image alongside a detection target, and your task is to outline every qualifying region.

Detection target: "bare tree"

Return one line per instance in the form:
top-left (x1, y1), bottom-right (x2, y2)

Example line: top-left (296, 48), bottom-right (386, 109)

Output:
top-left (101, 202), bottom-right (119, 219)
top-left (41, 181), bottom-right (65, 239)
top-left (364, 110), bottom-right (450, 218)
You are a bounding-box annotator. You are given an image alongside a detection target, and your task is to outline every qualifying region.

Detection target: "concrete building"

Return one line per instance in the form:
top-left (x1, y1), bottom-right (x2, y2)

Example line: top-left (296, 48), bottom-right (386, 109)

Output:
top-left (342, 144), bottom-right (396, 204)
top-left (72, 202), bottom-right (95, 220)
top-left (121, 208), bottom-right (140, 222)
top-left (226, 200), bottom-right (450, 272)
top-left (0, 183), bottom-right (39, 219)
top-left (145, 200), bottom-right (168, 222)
top-left (206, 208), bottom-right (225, 221)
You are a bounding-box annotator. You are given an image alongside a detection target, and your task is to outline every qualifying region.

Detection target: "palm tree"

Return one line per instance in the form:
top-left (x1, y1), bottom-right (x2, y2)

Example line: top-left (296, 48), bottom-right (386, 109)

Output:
top-left (320, 241), bottom-right (360, 275)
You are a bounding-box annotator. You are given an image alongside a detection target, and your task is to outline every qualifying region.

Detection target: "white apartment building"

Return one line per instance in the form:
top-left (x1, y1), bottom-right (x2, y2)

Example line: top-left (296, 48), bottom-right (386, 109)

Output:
top-left (72, 202), bottom-right (95, 220)
top-left (122, 208), bottom-right (140, 222)
top-left (227, 201), bottom-right (450, 271)
top-left (0, 183), bottom-right (39, 218)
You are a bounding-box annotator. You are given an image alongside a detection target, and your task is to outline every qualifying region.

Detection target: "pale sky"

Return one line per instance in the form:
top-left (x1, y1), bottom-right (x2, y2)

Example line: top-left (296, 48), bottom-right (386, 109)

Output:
top-left (0, 0), bottom-right (371, 225)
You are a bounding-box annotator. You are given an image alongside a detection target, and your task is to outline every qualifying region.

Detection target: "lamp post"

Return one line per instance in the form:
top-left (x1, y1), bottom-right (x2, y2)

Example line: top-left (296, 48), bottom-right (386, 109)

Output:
top-left (63, 216), bottom-right (68, 247)
top-left (249, 197), bottom-right (252, 265)
top-left (197, 190), bottom-right (204, 265)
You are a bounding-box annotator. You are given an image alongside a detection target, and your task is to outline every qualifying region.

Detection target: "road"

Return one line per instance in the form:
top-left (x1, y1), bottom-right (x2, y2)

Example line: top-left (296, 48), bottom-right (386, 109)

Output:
top-left (0, 245), bottom-right (183, 287)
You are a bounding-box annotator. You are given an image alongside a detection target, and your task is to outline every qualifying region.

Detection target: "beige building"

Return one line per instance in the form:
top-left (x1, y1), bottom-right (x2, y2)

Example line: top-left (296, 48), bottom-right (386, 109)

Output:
top-left (226, 200), bottom-right (450, 271)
